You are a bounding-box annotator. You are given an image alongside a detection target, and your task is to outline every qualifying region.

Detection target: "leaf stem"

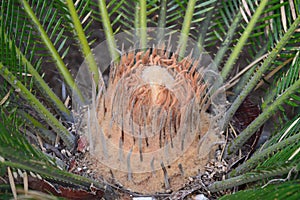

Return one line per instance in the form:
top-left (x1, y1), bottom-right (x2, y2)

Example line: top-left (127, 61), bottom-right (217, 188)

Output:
top-left (231, 43), bottom-right (269, 100)
top-left (19, 0), bottom-right (84, 103)
top-left (157, 0), bottom-right (167, 41)
top-left (230, 131), bottom-right (300, 177)
top-left (213, 12), bottom-right (242, 69)
top-left (135, 2), bottom-right (140, 30)
top-left (223, 16), bottom-right (300, 132)
top-left (0, 63), bottom-right (75, 149)
top-left (225, 77), bottom-right (300, 157)
top-left (65, 0), bottom-right (102, 86)
top-left (197, 2), bottom-right (217, 51)
top-left (97, 0), bottom-right (119, 61)
top-left (19, 110), bottom-right (56, 144)
top-left (178, 0), bottom-right (197, 58)
top-left (1, 159), bottom-right (107, 191)
top-left (221, 0), bottom-right (269, 79)
top-left (2, 31), bottom-right (72, 121)
top-left (139, 0), bottom-right (147, 49)
top-left (208, 164), bottom-right (294, 192)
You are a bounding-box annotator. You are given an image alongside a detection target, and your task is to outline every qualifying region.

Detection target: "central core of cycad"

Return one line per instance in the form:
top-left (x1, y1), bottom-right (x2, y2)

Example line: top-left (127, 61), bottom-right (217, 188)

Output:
top-left (124, 66), bottom-right (182, 152)
top-left (91, 48), bottom-right (216, 194)
top-left (130, 83), bottom-right (180, 144)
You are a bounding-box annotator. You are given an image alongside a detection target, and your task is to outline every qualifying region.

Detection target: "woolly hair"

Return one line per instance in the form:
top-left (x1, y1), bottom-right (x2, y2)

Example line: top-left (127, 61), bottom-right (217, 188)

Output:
top-left (75, 30), bottom-right (225, 194)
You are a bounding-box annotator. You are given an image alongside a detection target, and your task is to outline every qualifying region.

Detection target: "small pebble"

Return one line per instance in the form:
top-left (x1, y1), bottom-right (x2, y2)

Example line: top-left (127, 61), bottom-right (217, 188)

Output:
top-left (66, 150), bottom-right (72, 157)
top-left (193, 194), bottom-right (209, 200)
top-left (133, 197), bottom-right (155, 200)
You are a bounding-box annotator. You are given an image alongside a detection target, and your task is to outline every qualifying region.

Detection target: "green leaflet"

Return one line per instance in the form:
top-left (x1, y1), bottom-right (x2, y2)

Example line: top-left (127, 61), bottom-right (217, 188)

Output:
top-left (220, 181), bottom-right (300, 200)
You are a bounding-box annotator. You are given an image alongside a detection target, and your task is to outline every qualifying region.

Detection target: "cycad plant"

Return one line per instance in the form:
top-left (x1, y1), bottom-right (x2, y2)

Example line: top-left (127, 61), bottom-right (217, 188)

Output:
top-left (0, 0), bottom-right (300, 199)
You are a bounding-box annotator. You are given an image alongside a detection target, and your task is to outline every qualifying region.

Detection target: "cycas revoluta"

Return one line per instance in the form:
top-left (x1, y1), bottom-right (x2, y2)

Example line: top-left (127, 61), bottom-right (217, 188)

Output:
top-left (0, 0), bottom-right (300, 199)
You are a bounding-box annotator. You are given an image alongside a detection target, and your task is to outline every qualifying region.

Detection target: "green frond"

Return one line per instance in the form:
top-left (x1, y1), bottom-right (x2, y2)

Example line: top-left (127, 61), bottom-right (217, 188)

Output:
top-left (201, 0), bottom-right (240, 49)
top-left (19, 110), bottom-right (57, 144)
top-left (0, 115), bottom-right (110, 193)
top-left (1, 159), bottom-right (105, 190)
top-left (265, 114), bottom-right (300, 149)
top-left (111, 0), bottom-right (137, 31)
top-left (264, 52), bottom-right (300, 110)
top-left (189, 0), bottom-right (217, 43)
top-left (91, 0), bottom-right (146, 36)
top-left (165, 0), bottom-right (186, 30)
top-left (1, 1), bottom-right (74, 145)
top-left (230, 114), bottom-right (300, 176)
top-left (0, 62), bottom-right (75, 149)
top-left (178, 0), bottom-right (197, 57)
top-left (139, 0), bottom-right (147, 49)
top-left (54, 0), bottom-right (93, 39)
top-left (53, 0), bottom-right (102, 87)
top-left (234, 0), bottom-right (299, 70)
top-left (219, 181), bottom-right (300, 200)
top-left (164, 0), bottom-right (218, 43)
top-left (1, 0), bottom-right (32, 85)
top-left (261, 141), bottom-right (300, 168)
top-left (0, 109), bottom-right (51, 163)
top-left (157, 0), bottom-right (167, 40)
top-left (196, 3), bottom-right (216, 51)
top-left (0, 27), bottom-right (72, 121)
top-left (1, 0), bottom-right (70, 68)
top-left (221, 0), bottom-right (269, 80)
top-left (18, 0), bottom-right (84, 103)
top-left (97, 0), bottom-right (119, 61)
top-left (209, 0), bottom-right (298, 77)
top-left (209, 162), bottom-right (297, 193)
top-left (225, 74), bottom-right (300, 157)
top-left (234, 25), bottom-right (300, 100)
top-left (223, 15), bottom-right (300, 137)
top-left (212, 12), bottom-right (242, 69)
top-left (146, 0), bottom-right (159, 28)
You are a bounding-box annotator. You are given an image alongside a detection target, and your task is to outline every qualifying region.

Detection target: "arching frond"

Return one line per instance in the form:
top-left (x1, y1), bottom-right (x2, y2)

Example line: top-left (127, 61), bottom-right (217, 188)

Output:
top-left (219, 181), bottom-right (300, 200)
top-left (0, 109), bottom-right (112, 192)
top-left (230, 114), bottom-right (300, 176)
top-left (263, 52), bottom-right (300, 116)
top-left (209, 161), bottom-right (299, 193)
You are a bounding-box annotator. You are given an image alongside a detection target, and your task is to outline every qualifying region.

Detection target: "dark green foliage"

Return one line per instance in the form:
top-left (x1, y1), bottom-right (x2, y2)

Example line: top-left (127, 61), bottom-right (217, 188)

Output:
top-left (220, 181), bottom-right (300, 200)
